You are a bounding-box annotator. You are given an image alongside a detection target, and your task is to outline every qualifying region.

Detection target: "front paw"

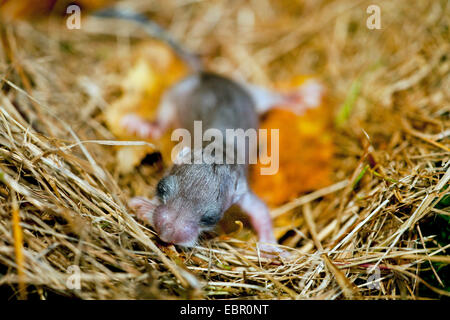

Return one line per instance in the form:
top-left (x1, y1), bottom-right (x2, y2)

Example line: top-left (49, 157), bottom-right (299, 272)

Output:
top-left (120, 113), bottom-right (162, 139)
top-left (128, 196), bottom-right (158, 224)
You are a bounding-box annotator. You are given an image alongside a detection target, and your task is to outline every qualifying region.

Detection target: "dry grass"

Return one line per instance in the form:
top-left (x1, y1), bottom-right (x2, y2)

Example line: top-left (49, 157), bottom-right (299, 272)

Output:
top-left (0, 0), bottom-right (449, 299)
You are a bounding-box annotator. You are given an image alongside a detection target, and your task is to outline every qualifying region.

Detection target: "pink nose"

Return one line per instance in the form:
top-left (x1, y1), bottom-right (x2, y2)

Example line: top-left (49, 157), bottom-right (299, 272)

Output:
top-left (158, 222), bottom-right (197, 245)
top-left (153, 209), bottom-right (198, 245)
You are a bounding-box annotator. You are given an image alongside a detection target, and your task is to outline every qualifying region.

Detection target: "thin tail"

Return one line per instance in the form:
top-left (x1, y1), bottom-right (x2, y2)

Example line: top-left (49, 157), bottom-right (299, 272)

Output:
top-left (93, 7), bottom-right (203, 71)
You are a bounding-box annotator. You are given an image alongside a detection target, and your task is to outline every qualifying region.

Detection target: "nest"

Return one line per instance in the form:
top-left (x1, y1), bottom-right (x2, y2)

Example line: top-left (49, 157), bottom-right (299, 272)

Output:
top-left (0, 0), bottom-right (448, 299)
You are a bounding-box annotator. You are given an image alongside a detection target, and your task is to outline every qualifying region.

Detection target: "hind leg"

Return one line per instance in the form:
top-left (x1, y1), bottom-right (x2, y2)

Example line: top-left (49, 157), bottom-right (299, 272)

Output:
top-left (243, 79), bottom-right (324, 116)
top-left (120, 114), bottom-right (165, 139)
top-left (121, 75), bottom-right (201, 139)
top-left (120, 90), bottom-right (178, 139)
top-left (282, 79), bottom-right (324, 114)
top-left (237, 191), bottom-right (288, 257)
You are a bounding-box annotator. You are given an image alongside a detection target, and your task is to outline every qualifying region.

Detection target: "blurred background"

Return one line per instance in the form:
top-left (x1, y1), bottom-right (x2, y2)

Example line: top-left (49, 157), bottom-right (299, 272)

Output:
top-left (0, 0), bottom-right (448, 300)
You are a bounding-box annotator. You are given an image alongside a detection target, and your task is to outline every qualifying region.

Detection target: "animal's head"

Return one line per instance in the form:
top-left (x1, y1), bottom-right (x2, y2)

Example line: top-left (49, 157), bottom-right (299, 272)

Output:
top-left (130, 147), bottom-right (236, 246)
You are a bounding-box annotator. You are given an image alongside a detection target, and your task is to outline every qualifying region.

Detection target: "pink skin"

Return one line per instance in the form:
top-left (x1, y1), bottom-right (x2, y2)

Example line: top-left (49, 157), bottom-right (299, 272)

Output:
top-left (239, 192), bottom-right (292, 259)
top-left (128, 197), bottom-right (199, 246)
top-left (120, 85), bottom-right (179, 139)
top-left (242, 79), bottom-right (324, 116)
top-left (236, 192), bottom-right (284, 256)
top-left (128, 196), bottom-right (157, 223)
top-left (152, 205), bottom-right (200, 246)
top-left (129, 193), bottom-right (286, 257)
top-left (120, 114), bottom-right (164, 140)
top-left (280, 80), bottom-right (324, 115)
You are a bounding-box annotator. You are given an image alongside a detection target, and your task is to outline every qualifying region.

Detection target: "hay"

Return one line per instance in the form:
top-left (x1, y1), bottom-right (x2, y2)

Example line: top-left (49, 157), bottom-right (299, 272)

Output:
top-left (0, 0), bottom-right (448, 299)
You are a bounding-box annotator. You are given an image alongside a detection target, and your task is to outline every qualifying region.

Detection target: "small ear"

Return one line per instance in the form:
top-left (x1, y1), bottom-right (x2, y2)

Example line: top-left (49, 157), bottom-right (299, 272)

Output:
top-left (173, 146), bottom-right (191, 165)
top-left (232, 177), bottom-right (249, 203)
top-left (128, 196), bottom-right (158, 225)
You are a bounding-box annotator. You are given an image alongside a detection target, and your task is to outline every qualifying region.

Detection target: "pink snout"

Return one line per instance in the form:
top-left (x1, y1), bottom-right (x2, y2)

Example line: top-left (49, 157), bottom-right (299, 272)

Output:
top-left (153, 208), bottom-right (199, 246)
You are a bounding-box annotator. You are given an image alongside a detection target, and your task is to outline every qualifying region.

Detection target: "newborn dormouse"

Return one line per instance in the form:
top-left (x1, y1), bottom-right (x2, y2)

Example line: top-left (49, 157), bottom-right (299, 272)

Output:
top-left (96, 8), bottom-right (323, 255)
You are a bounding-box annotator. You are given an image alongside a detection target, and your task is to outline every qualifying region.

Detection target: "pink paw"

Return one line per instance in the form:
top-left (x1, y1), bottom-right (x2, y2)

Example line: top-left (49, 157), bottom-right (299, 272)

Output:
top-left (120, 113), bottom-right (162, 139)
top-left (284, 80), bottom-right (324, 115)
top-left (128, 196), bottom-right (158, 224)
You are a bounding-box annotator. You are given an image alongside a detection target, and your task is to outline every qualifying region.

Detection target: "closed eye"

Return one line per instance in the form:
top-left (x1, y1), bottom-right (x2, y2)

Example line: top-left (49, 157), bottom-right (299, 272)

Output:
top-left (200, 210), bottom-right (221, 227)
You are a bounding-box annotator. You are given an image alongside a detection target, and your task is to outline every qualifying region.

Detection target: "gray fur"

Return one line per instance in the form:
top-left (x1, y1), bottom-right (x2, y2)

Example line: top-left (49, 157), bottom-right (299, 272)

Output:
top-left (156, 72), bottom-right (256, 237)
